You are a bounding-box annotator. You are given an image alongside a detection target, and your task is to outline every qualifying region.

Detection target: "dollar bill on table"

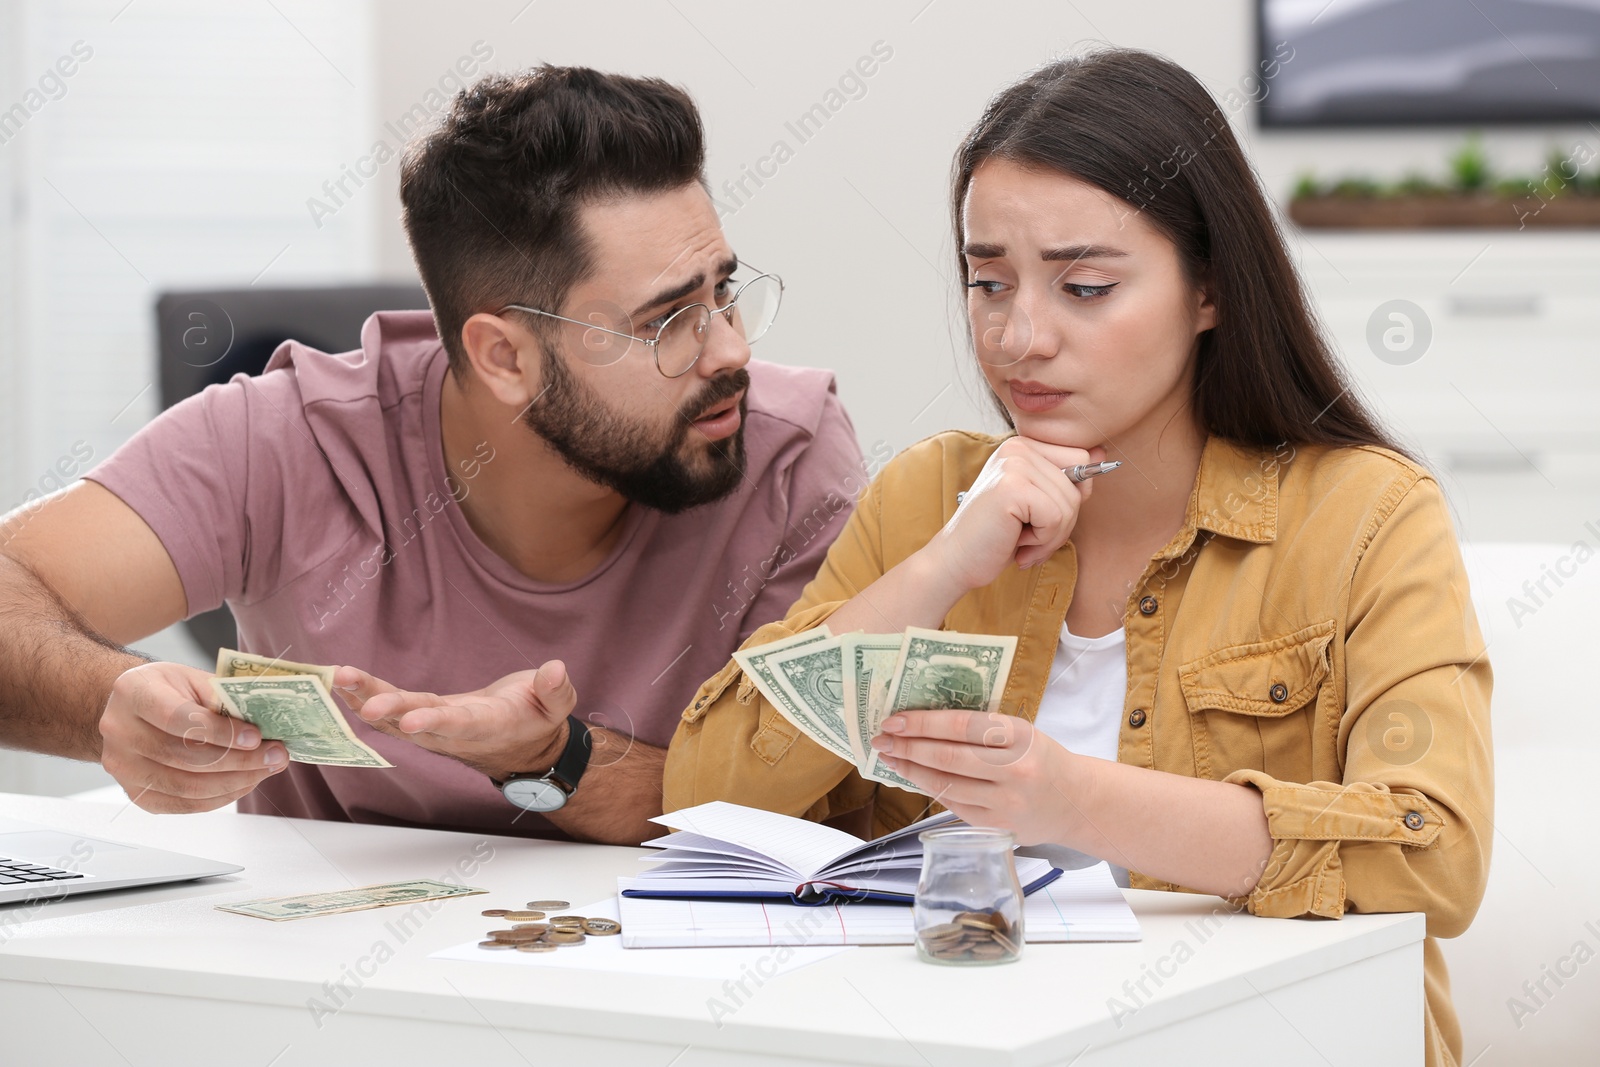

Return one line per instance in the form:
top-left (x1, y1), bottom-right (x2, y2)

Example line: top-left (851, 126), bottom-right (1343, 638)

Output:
top-left (216, 646), bottom-right (337, 691)
top-left (218, 879), bottom-right (484, 921)
top-left (211, 674), bottom-right (393, 769)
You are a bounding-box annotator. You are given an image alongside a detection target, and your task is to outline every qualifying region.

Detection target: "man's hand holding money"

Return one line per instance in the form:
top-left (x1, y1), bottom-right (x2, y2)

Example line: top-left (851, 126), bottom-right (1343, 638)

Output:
top-left (99, 661), bottom-right (291, 814)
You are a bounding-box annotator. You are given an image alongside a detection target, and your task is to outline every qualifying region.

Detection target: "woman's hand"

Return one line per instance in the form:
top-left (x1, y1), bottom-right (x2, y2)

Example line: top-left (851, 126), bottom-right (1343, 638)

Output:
top-left (871, 708), bottom-right (1081, 846)
top-left (917, 437), bottom-right (1106, 595)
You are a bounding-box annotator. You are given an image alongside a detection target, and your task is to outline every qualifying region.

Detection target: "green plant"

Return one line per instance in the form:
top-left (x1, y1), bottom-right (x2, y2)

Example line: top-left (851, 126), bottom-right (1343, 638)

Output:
top-left (1449, 132), bottom-right (1491, 191)
top-left (1289, 134), bottom-right (1600, 200)
top-left (1493, 177), bottom-right (1534, 200)
top-left (1395, 171), bottom-right (1441, 196)
top-left (1331, 176), bottom-right (1383, 197)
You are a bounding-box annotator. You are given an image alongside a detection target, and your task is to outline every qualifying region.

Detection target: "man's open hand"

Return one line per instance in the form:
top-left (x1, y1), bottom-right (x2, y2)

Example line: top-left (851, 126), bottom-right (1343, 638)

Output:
top-left (334, 661), bottom-right (578, 781)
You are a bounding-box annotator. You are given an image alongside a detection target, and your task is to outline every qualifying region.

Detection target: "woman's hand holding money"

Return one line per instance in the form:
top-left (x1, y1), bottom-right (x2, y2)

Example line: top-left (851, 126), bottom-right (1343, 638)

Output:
top-left (871, 708), bottom-right (1079, 846)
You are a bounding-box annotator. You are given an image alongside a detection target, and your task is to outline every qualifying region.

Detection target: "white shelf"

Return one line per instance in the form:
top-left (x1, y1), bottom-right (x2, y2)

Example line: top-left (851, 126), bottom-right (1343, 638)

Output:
top-left (1291, 230), bottom-right (1600, 541)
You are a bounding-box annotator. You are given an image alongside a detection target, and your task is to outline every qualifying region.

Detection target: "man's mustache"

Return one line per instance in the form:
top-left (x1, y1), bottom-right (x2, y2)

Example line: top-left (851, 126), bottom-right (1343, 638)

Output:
top-left (682, 368), bottom-right (750, 422)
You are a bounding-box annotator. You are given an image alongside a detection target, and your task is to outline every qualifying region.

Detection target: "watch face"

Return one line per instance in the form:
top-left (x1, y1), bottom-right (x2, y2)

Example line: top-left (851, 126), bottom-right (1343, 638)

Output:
top-left (503, 777), bottom-right (568, 812)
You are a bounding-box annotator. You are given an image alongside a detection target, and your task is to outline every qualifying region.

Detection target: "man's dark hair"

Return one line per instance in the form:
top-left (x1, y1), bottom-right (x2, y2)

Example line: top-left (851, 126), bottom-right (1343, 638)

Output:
top-left (400, 66), bottom-right (706, 373)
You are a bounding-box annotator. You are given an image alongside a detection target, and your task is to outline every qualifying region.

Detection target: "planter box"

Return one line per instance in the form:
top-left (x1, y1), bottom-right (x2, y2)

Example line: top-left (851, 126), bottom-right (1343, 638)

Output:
top-left (1288, 193), bottom-right (1600, 229)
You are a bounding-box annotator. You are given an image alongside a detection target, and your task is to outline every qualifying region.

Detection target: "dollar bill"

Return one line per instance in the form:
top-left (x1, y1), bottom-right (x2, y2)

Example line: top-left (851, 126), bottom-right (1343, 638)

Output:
top-left (732, 625), bottom-right (1016, 799)
top-left (763, 639), bottom-right (857, 761)
top-left (840, 632), bottom-right (904, 770)
top-left (216, 646), bottom-right (337, 691)
top-left (868, 627), bottom-right (1017, 793)
top-left (218, 879), bottom-right (484, 921)
top-left (731, 627), bottom-right (854, 760)
top-left (884, 627), bottom-right (1016, 716)
top-left (211, 675), bottom-right (393, 768)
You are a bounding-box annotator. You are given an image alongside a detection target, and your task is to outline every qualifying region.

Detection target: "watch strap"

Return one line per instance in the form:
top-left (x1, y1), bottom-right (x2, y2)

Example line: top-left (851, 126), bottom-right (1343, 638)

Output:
top-left (494, 715), bottom-right (592, 794)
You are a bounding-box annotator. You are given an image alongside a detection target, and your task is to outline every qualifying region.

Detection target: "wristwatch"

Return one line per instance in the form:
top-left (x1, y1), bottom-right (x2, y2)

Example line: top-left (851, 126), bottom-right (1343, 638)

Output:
top-left (494, 716), bottom-right (592, 813)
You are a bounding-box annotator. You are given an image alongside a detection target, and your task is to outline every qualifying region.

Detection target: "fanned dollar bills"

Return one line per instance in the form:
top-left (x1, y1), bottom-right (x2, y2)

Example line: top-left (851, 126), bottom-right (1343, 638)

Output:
top-left (212, 648), bottom-right (393, 768)
top-left (734, 626), bottom-right (1016, 797)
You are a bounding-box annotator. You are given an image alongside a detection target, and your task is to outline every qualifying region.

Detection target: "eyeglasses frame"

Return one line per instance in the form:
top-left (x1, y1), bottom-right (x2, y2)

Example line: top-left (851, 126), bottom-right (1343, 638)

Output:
top-left (495, 261), bottom-right (783, 379)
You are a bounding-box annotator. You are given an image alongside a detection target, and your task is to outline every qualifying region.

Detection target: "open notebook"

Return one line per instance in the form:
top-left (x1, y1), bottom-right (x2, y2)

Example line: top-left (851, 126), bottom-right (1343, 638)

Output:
top-left (622, 801), bottom-right (1061, 906)
top-left (617, 863), bottom-right (1140, 948)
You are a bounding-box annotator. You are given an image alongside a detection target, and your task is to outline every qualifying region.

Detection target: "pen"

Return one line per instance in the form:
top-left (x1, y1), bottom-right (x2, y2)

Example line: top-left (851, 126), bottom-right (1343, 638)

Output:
top-left (956, 460), bottom-right (1122, 505)
top-left (1063, 460), bottom-right (1122, 483)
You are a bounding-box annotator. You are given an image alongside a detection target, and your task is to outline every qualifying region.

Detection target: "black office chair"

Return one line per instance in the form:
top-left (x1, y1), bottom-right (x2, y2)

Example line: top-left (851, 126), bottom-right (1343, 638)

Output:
top-left (153, 284), bottom-right (431, 658)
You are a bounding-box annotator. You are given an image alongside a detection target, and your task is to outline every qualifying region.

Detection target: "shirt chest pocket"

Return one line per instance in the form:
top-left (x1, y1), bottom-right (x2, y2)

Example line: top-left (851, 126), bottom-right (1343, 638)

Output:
top-left (1179, 619), bottom-right (1336, 783)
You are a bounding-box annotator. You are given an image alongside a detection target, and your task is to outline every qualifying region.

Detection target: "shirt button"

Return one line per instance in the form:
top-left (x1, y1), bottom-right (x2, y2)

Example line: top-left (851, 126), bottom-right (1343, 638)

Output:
top-left (1139, 595), bottom-right (1158, 615)
top-left (1128, 708), bottom-right (1147, 728)
top-left (1269, 682), bottom-right (1289, 703)
top-left (1404, 811), bottom-right (1425, 831)
top-left (694, 696), bottom-right (707, 709)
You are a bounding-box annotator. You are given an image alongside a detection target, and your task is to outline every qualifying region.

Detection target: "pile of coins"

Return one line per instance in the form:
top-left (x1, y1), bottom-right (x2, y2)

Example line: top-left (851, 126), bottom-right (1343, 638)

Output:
top-left (476, 900), bottom-right (622, 952)
top-left (916, 909), bottom-right (1021, 963)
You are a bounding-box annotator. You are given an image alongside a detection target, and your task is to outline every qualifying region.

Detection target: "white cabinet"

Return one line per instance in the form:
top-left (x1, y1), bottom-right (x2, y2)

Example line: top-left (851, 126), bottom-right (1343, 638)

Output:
top-left (1292, 231), bottom-right (1600, 541)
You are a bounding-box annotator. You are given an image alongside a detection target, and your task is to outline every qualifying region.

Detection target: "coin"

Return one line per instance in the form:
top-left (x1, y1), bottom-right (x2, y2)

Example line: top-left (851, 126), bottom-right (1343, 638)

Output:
top-left (527, 899), bottom-right (569, 910)
top-left (478, 940), bottom-right (518, 950)
top-left (511, 922), bottom-right (549, 933)
top-left (919, 908), bottom-right (1020, 962)
top-left (486, 928), bottom-right (545, 942)
top-left (919, 922), bottom-right (964, 941)
top-left (515, 941), bottom-right (559, 953)
top-left (502, 910), bottom-right (547, 922)
top-left (481, 909), bottom-right (511, 918)
top-left (547, 914), bottom-right (586, 925)
top-left (581, 918), bottom-right (621, 936)
top-left (545, 929), bottom-right (585, 944)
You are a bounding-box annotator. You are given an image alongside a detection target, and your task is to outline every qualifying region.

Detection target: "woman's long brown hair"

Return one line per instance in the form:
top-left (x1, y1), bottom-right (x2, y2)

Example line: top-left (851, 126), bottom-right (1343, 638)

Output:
top-left (951, 47), bottom-right (1417, 462)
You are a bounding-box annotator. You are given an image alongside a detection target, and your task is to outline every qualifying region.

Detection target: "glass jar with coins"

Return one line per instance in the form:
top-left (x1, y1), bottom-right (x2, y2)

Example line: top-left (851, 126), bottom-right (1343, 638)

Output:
top-left (913, 827), bottom-right (1024, 965)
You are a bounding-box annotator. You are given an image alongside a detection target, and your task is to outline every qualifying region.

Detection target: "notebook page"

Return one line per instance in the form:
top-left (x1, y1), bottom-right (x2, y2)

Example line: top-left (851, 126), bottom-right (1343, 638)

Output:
top-left (649, 801), bottom-right (866, 879)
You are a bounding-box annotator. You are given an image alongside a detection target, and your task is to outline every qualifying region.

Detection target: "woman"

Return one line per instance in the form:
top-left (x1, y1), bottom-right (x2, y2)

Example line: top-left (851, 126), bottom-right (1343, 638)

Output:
top-left (665, 48), bottom-right (1491, 1067)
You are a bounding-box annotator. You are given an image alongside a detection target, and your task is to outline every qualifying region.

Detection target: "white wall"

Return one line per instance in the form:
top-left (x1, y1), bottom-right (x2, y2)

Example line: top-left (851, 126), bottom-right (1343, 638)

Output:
top-left (0, 0), bottom-right (378, 794)
top-left (368, 0), bottom-right (1600, 462)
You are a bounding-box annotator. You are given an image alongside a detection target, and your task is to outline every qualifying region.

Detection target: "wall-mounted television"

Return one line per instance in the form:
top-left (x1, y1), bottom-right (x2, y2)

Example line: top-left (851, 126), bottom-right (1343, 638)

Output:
top-left (1257, 0), bottom-right (1600, 127)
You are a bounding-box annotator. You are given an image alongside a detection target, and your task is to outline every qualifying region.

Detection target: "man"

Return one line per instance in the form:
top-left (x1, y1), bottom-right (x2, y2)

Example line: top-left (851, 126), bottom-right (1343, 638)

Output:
top-left (0, 67), bottom-right (863, 845)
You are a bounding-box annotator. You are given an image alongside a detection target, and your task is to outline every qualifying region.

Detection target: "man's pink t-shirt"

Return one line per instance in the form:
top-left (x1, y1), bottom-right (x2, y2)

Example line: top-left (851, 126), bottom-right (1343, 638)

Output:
top-left (88, 310), bottom-right (866, 838)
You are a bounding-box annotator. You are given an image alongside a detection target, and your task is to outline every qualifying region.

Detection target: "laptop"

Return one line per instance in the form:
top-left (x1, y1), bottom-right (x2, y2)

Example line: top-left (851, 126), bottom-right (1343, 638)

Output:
top-left (0, 815), bottom-right (242, 903)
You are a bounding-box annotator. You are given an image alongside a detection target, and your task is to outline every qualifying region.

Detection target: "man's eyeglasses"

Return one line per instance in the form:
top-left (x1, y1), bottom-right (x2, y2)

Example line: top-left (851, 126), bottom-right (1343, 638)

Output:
top-left (497, 264), bottom-right (784, 379)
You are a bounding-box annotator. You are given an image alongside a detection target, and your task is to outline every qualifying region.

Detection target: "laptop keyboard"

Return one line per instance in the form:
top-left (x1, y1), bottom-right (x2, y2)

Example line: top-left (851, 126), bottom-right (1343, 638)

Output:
top-left (0, 858), bottom-right (84, 884)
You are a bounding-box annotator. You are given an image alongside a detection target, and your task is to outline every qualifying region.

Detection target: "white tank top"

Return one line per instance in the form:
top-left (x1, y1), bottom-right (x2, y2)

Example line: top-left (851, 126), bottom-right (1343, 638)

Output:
top-left (1015, 620), bottom-right (1132, 888)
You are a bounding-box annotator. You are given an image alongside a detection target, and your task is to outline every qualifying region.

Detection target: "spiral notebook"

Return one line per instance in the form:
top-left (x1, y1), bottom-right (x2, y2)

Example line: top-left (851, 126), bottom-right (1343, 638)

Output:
top-left (621, 800), bottom-right (1061, 906)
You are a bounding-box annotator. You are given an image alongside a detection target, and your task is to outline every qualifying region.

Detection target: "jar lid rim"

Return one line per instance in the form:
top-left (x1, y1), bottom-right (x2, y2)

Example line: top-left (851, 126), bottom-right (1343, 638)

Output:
top-left (918, 826), bottom-right (1015, 846)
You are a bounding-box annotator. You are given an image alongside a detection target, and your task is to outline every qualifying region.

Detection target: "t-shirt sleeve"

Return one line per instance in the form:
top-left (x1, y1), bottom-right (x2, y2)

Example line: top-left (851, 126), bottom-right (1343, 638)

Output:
top-left (734, 384), bottom-right (867, 644)
top-left (85, 371), bottom-right (305, 617)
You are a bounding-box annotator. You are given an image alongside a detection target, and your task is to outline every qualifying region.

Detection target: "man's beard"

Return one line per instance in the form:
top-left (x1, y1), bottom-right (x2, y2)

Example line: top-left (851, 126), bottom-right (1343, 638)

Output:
top-left (521, 342), bottom-right (749, 514)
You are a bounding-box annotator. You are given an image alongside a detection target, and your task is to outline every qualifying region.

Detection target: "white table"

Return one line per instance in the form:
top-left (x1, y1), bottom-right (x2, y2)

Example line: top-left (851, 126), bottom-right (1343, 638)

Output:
top-left (0, 792), bottom-right (1424, 1065)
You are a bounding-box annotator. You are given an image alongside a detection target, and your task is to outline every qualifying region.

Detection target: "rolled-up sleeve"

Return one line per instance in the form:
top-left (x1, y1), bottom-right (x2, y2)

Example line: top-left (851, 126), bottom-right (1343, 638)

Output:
top-left (1223, 474), bottom-right (1493, 938)
top-left (664, 469), bottom-right (893, 822)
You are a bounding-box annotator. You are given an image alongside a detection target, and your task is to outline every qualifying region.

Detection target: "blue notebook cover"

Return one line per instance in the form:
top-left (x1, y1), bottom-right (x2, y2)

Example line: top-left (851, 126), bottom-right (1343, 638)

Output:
top-left (621, 864), bottom-right (1064, 907)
